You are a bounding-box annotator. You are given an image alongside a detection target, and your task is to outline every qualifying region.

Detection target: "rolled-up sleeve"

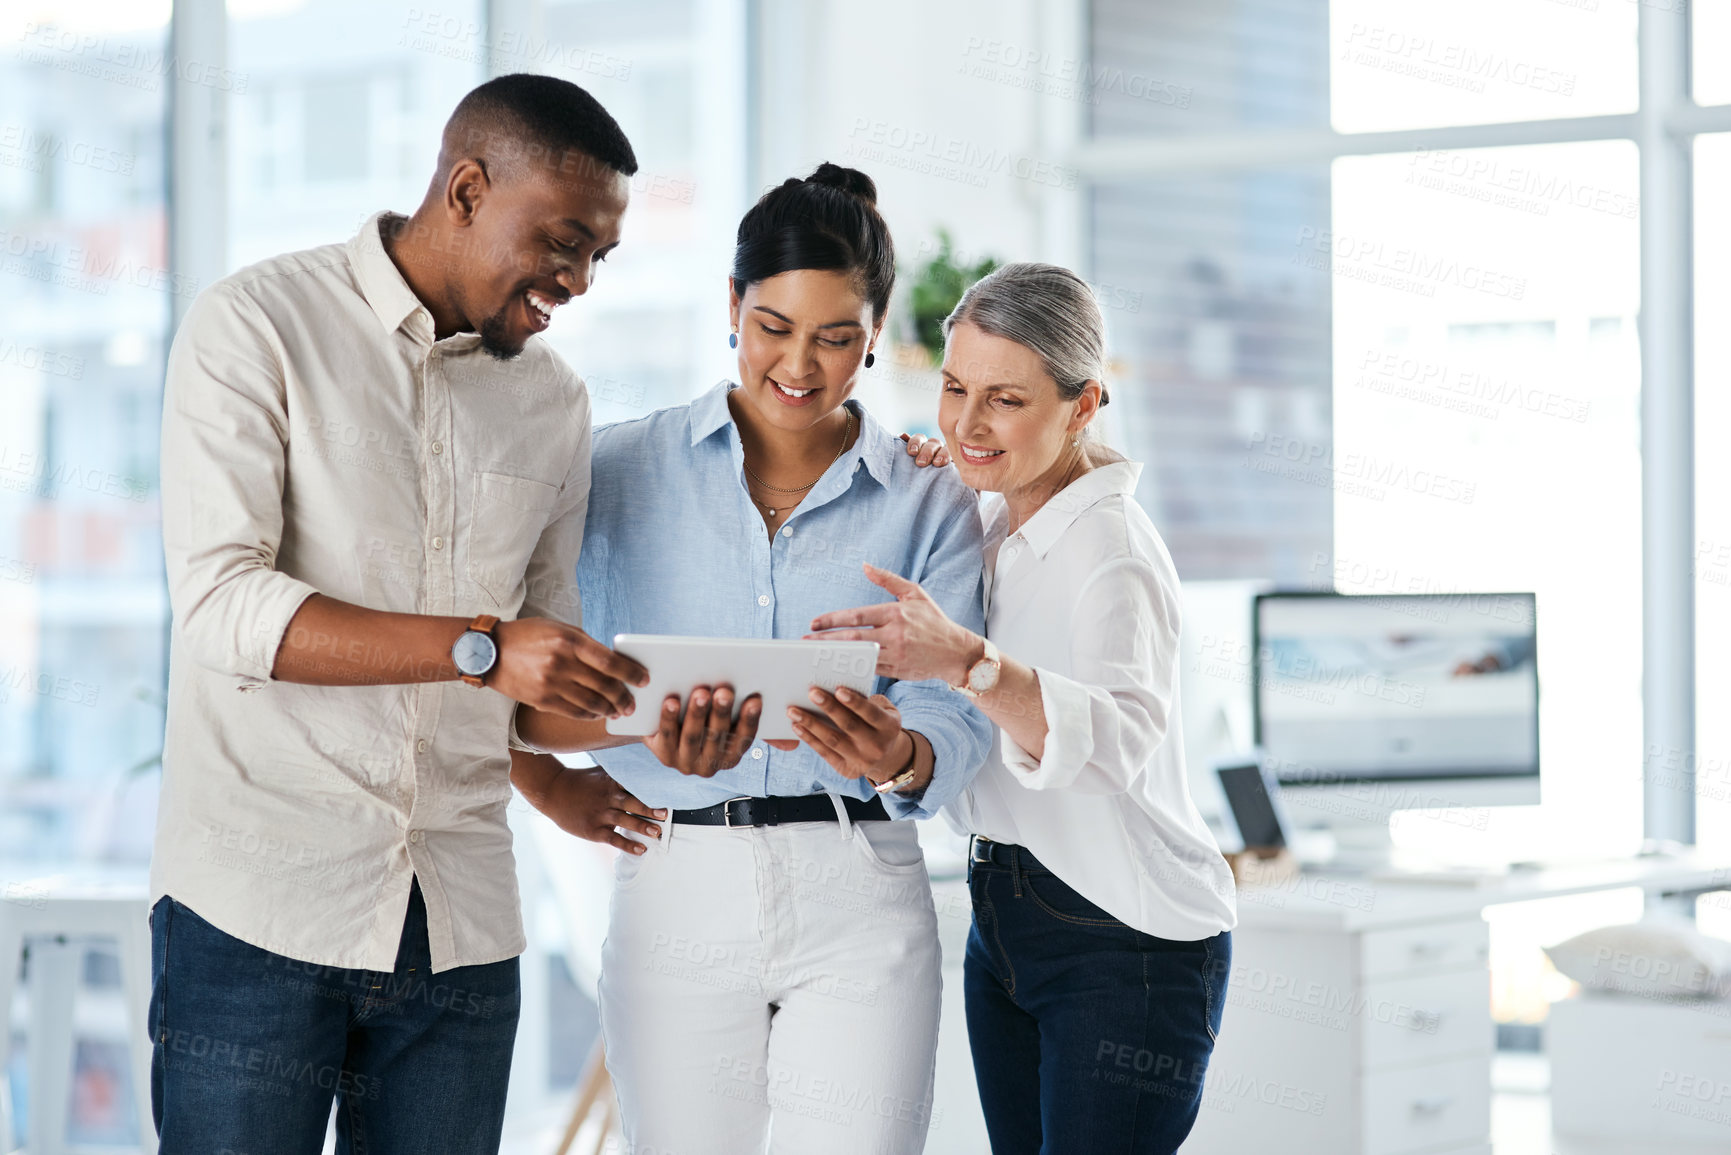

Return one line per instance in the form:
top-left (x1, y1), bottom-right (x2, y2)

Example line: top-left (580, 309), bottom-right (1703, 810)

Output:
top-left (882, 503), bottom-right (993, 820)
top-left (520, 372), bottom-right (591, 626)
top-left (161, 284), bottom-right (318, 684)
top-left (1000, 557), bottom-right (1179, 795)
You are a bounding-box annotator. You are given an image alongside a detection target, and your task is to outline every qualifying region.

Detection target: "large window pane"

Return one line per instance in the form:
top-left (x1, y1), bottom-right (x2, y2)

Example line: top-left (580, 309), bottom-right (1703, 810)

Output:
top-left (1329, 0), bottom-right (1636, 133)
top-left (1696, 0), bottom-right (1731, 107)
top-left (227, 0), bottom-right (485, 265)
top-left (493, 0), bottom-right (734, 426)
top-left (1328, 140), bottom-right (1641, 860)
top-left (0, 1), bottom-right (172, 864)
top-left (2, 3), bottom-right (171, 1146)
top-left (1091, 0), bottom-right (1330, 136)
top-left (1694, 134), bottom-right (1731, 881)
top-left (1091, 168), bottom-right (1333, 581)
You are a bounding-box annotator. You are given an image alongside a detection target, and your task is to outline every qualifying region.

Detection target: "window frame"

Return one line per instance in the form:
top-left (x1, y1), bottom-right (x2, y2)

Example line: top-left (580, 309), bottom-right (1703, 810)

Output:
top-left (1066, 4), bottom-right (1717, 845)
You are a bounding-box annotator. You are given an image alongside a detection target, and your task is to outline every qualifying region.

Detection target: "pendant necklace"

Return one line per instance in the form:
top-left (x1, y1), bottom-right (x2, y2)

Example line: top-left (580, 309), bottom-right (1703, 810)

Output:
top-left (745, 409), bottom-right (855, 517)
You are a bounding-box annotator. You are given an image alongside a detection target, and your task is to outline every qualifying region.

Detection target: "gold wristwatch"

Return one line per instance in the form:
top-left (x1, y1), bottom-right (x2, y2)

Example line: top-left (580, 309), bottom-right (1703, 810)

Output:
top-left (951, 637), bottom-right (1001, 698)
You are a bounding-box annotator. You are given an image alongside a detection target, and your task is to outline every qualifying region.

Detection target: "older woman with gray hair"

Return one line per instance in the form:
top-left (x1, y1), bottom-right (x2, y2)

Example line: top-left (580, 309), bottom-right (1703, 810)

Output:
top-left (806, 261), bottom-right (1237, 1154)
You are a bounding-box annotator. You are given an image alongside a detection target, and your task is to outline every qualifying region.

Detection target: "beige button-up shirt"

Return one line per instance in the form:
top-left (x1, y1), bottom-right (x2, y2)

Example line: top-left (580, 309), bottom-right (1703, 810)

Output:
top-left (153, 212), bottom-right (592, 972)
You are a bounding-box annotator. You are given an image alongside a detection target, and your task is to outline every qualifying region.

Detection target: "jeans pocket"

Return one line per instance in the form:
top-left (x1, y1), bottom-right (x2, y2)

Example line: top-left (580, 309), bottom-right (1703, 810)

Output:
top-left (147, 897), bottom-right (176, 1046)
top-left (1201, 933), bottom-right (1228, 1045)
top-left (1024, 872), bottom-right (1123, 928)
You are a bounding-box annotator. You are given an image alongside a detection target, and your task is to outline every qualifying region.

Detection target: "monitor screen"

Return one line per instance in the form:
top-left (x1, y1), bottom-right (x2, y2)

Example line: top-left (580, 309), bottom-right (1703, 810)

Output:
top-left (1253, 592), bottom-right (1538, 784)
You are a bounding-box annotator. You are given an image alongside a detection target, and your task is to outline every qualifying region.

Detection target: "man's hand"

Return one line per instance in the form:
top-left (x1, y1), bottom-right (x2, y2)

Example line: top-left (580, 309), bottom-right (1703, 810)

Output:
top-left (491, 618), bottom-right (649, 722)
top-left (642, 685), bottom-right (764, 777)
top-left (510, 749), bottom-right (665, 855)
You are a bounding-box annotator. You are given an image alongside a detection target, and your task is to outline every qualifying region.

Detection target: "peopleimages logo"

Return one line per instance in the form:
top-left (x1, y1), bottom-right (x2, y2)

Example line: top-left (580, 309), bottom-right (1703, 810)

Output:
top-left (18, 23), bottom-right (249, 92)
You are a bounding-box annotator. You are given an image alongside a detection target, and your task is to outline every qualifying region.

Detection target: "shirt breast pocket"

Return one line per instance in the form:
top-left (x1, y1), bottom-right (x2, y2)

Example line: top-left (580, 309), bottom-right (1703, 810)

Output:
top-left (468, 470), bottom-right (559, 607)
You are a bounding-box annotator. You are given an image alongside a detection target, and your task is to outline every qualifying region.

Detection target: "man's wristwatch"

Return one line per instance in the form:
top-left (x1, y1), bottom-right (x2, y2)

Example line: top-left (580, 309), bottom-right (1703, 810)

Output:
top-left (951, 637), bottom-right (1001, 699)
top-left (452, 614), bottom-right (501, 688)
top-left (871, 732), bottom-right (921, 795)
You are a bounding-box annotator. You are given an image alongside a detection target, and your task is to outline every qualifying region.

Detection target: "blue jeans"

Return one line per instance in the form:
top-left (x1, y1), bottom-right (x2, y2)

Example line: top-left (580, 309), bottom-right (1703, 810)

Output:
top-left (964, 843), bottom-right (1230, 1155)
top-left (148, 880), bottom-right (520, 1154)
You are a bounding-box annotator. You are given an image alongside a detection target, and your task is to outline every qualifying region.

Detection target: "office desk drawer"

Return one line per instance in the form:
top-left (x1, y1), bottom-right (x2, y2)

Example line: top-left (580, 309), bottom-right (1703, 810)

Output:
top-left (1361, 968), bottom-right (1493, 1069)
top-left (1362, 1055), bottom-right (1491, 1155)
top-left (1362, 919), bottom-right (1488, 979)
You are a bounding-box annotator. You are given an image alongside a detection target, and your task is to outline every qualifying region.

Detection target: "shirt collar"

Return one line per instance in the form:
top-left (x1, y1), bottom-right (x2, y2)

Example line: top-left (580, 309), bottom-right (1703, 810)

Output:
top-left (688, 381), bottom-right (901, 487)
top-left (689, 380), bottom-right (739, 445)
top-left (348, 211), bottom-right (435, 342)
top-left (1012, 459), bottom-right (1145, 559)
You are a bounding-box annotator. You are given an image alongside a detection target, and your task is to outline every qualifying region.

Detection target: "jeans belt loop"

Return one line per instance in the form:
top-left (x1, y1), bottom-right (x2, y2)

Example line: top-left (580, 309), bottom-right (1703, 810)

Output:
top-left (1010, 843), bottom-right (1023, 899)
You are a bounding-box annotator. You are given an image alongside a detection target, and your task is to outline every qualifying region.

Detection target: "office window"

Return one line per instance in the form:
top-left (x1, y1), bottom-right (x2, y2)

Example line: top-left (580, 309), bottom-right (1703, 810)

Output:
top-left (1330, 141), bottom-right (1643, 859)
top-left (227, 0), bottom-right (484, 265)
top-left (1694, 133), bottom-right (1731, 862)
top-left (1090, 168), bottom-right (1333, 581)
top-left (1695, 0), bottom-right (1731, 107)
top-left (497, 0), bottom-right (743, 427)
top-left (1329, 0), bottom-right (1637, 133)
top-left (1087, 0), bottom-right (1332, 581)
top-left (1089, 0), bottom-right (1330, 135)
top-left (0, 1), bottom-right (172, 865)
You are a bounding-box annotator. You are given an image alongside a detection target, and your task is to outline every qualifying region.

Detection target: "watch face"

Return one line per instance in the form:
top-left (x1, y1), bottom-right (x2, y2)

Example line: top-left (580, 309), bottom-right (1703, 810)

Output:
top-left (968, 659), bottom-right (1000, 694)
top-left (452, 630), bottom-right (498, 677)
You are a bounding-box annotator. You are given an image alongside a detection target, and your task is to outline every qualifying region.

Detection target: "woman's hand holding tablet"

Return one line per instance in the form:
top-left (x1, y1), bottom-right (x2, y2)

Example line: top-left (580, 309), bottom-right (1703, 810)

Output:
top-left (641, 684), bottom-right (765, 778)
top-left (786, 687), bottom-right (915, 787)
top-left (604, 636), bottom-right (881, 743)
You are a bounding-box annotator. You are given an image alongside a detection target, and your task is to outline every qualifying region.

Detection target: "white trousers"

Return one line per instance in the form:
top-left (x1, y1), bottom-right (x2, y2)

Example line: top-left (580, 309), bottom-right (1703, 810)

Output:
top-left (598, 806), bottom-right (943, 1155)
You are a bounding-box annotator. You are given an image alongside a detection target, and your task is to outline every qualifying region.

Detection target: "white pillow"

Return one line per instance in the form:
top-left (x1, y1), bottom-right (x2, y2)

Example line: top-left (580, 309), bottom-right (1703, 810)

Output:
top-left (1545, 920), bottom-right (1731, 1000)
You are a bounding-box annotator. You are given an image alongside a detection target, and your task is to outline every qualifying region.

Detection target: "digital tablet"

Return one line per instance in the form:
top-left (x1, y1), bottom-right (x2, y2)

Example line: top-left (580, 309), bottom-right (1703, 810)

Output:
top-left (603, 635), bottom-right (882, 741)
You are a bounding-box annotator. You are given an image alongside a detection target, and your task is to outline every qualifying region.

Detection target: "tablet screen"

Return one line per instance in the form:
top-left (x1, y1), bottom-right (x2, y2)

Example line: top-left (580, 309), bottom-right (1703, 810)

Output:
top-left (603, 634), bottom-right (882, 742)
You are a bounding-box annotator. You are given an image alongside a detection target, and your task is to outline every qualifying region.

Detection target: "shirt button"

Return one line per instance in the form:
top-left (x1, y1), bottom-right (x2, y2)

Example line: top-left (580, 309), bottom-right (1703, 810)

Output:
top-left (757, 594), bottom-right (770, 607)
top-left (432, 441), bottom-right (444, 455)
top-left (408, 830), bottom-right (424, 844)
top-left (751, 747), bottom-right (764, 760)
top-left (781, 525), bottom-right (793, 538)
top-left (416, 739), bottom-right (428, 754)
top-left (431, 536), bottom-right (444, 550)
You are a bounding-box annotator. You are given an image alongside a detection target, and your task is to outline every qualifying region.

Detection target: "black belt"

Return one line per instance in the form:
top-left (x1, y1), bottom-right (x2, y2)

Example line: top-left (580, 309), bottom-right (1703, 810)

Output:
top-left (970, 835), bottom-right (1049, 871)
top-left (672, 794), bottom-right (890, 828)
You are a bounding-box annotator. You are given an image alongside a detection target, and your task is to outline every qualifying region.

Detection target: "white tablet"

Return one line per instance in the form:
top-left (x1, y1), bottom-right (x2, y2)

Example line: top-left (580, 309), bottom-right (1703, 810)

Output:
top-left (603, 634), bottom-right (882, 741)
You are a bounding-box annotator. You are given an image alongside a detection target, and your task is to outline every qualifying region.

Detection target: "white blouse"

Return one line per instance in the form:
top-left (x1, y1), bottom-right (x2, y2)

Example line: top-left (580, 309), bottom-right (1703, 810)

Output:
top-left (945, 461), bottom-right (1238, 941)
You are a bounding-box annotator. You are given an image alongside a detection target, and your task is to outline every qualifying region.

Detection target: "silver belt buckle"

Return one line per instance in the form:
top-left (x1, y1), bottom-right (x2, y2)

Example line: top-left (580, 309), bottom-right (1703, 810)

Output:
top-left (722, 796), bottom-right (755, 828)
top-left (971, 835), bottom-right (994, 863)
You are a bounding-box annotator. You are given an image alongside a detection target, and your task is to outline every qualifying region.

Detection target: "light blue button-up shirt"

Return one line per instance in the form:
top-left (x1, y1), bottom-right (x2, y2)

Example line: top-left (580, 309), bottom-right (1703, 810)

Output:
top-left (578, 381), bottom-right (992, 819)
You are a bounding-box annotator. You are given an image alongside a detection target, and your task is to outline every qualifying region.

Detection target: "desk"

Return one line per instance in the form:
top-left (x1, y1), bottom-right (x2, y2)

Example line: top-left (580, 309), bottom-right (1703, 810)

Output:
top-left (1180, 852), bottom-right (1731, 1155)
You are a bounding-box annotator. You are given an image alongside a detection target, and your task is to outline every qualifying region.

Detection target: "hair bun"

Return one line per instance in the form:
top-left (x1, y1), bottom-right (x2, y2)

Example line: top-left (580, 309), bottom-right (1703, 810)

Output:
top-left (805, 162), bottom-right (878, 205)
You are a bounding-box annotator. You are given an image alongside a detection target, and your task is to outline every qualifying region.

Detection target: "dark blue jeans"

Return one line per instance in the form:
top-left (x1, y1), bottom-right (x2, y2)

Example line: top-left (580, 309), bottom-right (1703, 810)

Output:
top-left (965, 843), bottom-right (1230, 1155)
top-left (148, 880), bottom-right (520, 1155)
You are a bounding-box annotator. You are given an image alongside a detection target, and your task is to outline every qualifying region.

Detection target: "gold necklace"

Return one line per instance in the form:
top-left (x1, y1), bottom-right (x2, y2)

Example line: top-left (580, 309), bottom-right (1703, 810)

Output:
top-left (745, 409), bottom-right (855, 516)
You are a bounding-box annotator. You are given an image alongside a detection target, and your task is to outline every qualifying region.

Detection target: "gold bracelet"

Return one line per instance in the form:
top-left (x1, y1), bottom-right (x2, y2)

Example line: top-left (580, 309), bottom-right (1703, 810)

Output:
top-left (871, 732), bottom-right (920, 794)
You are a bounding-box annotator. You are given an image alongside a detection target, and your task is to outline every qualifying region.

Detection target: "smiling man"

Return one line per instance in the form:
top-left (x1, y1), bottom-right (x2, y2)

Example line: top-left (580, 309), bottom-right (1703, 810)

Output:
top-left (150, 75), bottom-right (650, 1154)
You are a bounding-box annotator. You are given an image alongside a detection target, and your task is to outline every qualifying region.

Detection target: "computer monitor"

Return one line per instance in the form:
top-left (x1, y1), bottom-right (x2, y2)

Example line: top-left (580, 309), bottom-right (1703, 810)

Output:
top-left (1251, 591), bottom-right (1540, 850)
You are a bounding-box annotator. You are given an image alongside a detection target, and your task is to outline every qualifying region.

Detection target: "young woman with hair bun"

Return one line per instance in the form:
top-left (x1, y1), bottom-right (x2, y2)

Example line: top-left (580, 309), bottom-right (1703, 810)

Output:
top-left (510, 164), bottom-right (992, 1154)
